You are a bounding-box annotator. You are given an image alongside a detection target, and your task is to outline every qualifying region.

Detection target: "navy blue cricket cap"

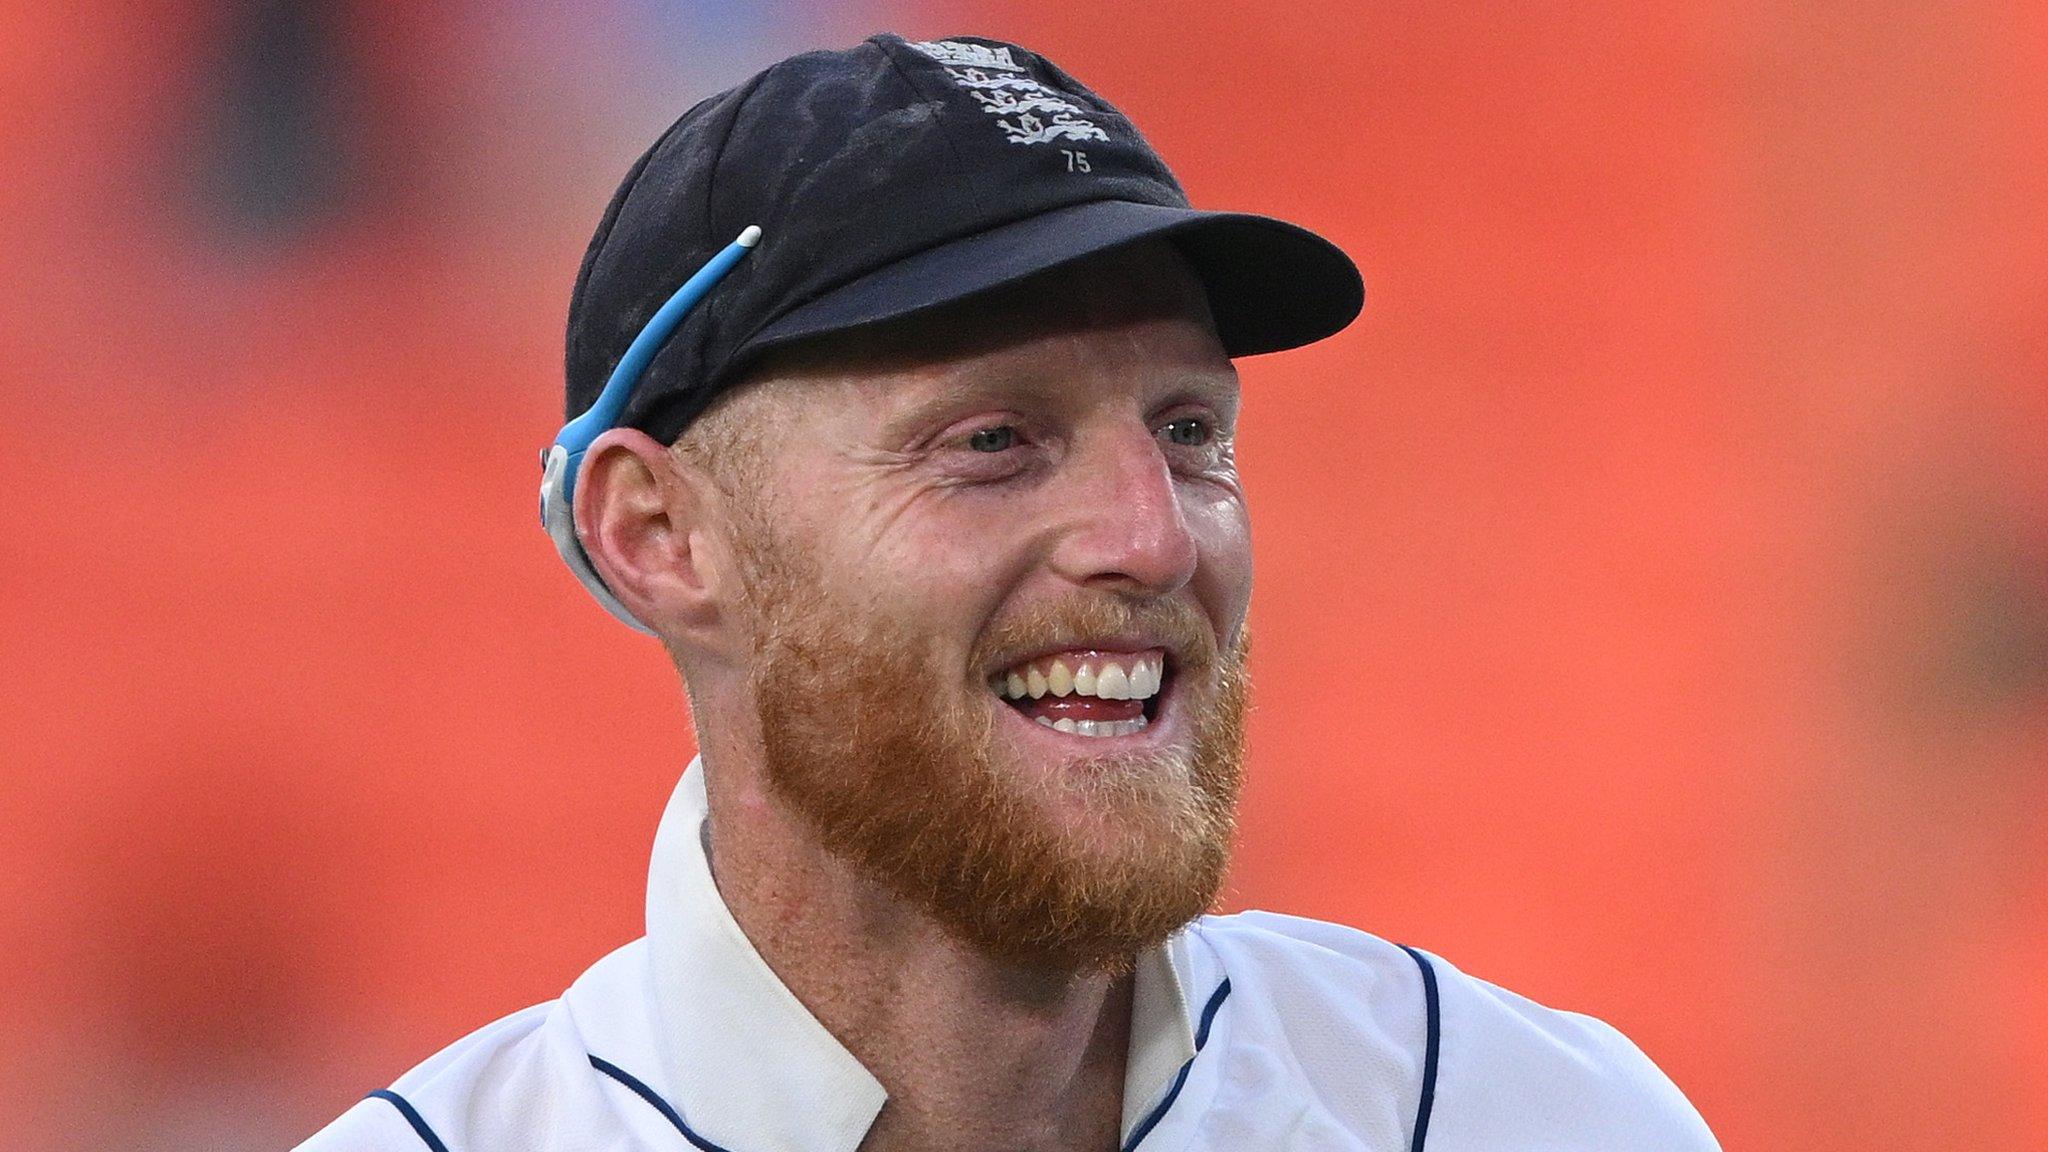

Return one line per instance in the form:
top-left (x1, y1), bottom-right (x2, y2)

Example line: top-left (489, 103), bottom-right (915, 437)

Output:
top-left (565, 33), bottom-right (1364, 444)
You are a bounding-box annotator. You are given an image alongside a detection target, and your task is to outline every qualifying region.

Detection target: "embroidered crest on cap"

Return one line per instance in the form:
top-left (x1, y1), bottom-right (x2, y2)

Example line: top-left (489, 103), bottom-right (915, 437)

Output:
top-left (909, 39), bottom-right (1111, 150)
top-left (909, 39), bottom-right (1025, 72)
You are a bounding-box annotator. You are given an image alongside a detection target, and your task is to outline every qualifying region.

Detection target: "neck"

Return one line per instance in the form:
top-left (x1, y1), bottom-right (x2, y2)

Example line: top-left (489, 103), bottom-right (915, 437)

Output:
top-left (701, 746), bottom-right (1134, 1152)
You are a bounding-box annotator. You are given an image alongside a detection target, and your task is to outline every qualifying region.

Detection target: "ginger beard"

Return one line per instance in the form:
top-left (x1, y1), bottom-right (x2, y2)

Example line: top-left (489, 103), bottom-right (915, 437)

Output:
top-left (737, 529), bottom-right (1249, 972)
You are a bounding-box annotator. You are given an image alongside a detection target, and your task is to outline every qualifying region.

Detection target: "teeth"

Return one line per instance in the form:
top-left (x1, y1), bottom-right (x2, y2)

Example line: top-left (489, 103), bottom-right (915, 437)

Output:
top-left (1033, 715), bottom-right (1151, 738)
top-left (1095, 663), bottom-right (1131, 700)
top-left (1047, 660), bottom-right (1073, 697)
top-left (993, 653), bottom-right (1165, 701)
top-left (1130, 661), bottom-right (1157, 698)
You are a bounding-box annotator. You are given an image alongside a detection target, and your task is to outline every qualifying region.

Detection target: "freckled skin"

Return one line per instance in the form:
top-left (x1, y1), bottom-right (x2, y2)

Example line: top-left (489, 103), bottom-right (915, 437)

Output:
top-left (578, 243), bottom-right (1254, 1152)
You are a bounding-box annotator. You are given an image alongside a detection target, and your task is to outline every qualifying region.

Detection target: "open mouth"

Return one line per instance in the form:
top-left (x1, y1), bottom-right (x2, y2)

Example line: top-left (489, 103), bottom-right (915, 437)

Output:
top-left (987, 649), bottom-right (1168, 739)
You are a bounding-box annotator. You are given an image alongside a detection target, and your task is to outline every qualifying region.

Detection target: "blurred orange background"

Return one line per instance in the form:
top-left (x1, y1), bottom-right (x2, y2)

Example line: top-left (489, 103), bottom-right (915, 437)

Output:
top-left (4, 2), bottom-right (2044, 1149)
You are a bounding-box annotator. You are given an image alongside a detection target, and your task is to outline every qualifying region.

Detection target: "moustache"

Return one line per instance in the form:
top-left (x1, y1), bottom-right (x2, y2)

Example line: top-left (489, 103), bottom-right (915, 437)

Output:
top-left (968, 595), bottom-right (1225, 680)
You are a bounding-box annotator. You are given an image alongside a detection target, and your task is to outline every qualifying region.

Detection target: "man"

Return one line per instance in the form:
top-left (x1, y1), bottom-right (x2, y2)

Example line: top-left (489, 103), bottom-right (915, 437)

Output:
top-left (300, 33), bottom-right (1718, 1152)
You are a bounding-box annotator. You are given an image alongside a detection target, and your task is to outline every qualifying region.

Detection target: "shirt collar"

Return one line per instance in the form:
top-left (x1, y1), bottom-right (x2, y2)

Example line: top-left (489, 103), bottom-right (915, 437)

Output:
top-left (622, 757), bottom-right (1199, 1152)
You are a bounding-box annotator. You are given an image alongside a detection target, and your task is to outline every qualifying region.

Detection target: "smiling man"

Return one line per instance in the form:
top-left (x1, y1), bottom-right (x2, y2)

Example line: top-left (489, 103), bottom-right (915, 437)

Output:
top-left (298, 34), bottom-right (1717, 1152)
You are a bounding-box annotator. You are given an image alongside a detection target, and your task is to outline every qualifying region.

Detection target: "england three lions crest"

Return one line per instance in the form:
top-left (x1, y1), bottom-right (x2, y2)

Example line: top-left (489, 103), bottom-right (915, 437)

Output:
top-left (911, 39), bottom-right (1112, 155)
top-left (909, 39), bottom-right (1025, 72)
top-left (999, 112), bottom-right (1110, 147)
top-left (970, 89), bottom-right (1088, 118)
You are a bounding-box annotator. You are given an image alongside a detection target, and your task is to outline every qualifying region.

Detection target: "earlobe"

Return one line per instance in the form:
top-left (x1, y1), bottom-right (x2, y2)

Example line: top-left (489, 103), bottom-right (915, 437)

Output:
top-left (575, 427), bottom-right (723, 635)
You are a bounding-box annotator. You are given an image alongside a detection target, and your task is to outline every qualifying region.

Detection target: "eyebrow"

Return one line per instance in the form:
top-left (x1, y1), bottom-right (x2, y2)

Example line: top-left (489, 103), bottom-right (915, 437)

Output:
top-left (1161, 370), bottom-right (1242, 412)
top-left (873, 366), bottom-right (1240, 443)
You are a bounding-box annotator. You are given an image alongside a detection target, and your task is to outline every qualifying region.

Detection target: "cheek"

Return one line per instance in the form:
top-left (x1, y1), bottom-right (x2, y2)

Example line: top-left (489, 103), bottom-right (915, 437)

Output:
top-left (814, 492), bottom-right (1030, 638)
top-left (1186, 489), bottom-right (1254, 632)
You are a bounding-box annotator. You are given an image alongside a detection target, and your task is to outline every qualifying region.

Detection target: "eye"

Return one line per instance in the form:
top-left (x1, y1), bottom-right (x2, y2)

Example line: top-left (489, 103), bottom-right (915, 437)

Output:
top-left (966, 425), bottom-right (1017, 453)
top-left (1159, 417), bottom-right (1213, 447)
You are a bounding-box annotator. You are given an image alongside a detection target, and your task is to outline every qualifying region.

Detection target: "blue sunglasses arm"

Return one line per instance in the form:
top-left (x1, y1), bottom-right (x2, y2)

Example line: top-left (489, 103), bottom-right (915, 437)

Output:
top-left (538, 226), bottom-right (760, 636)
top-left (556, 224), bottom-right (763, 463)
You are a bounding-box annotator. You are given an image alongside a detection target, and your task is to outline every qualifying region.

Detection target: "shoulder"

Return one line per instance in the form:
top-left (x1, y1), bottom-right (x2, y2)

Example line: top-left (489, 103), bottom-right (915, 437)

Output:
top-left (1189, 911), bottom-right (1719, 1150)
top-left (291, 940), bottom-right (667, 1151)
top-left (291, 1095), bottom-right (435, 1152)
top-left (293, 1001), bottom-right (567, 1151)
top-left (1416, 945), bottom-right (1719, 1150)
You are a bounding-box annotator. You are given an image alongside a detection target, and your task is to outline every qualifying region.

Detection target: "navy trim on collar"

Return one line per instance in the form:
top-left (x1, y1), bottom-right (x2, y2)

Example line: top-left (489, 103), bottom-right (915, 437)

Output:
top-left (1121, 977), bottom-right (1232, 1152)
top-left (1397, 945), bottom-right (1441, 1152)
top-left (589, 977), bottom-right (1233, 1152)
top-left (367, 1089), bottom-right (451, 1152)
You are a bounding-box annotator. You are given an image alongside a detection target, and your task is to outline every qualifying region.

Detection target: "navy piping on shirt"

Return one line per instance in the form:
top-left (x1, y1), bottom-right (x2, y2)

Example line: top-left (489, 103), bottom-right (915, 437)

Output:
top-left (367, 1089), bottom-right (451, 1152)
top-left (1120, 977), bottom-right (1231, 1152)
top-left (586, 979), bottom-right (1233, 1152)
top-left (589, 1054), bottom-right (738, 1152)
top-left (1397, 945), bottom-right (1442, 1152)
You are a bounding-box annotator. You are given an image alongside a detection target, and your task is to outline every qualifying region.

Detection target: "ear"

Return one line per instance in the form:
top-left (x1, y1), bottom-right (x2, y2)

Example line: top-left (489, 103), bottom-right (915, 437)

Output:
top-left (574, 427), bottom-right (732, 641)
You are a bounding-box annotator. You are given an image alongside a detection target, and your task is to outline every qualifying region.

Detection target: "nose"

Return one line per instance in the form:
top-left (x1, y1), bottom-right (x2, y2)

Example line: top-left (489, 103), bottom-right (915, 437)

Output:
top-left (1047, 422), bottom-right (1200, 595)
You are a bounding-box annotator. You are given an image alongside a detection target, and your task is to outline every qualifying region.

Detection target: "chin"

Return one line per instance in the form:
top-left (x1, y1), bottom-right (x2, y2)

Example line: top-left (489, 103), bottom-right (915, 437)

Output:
top-left (748, 591), bottom-right (1249, 970)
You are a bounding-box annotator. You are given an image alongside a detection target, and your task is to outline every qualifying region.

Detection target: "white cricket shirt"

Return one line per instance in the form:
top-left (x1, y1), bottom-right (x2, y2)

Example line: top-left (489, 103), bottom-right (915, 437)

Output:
top-left (298, 762), bottom-right (1719, 1151)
